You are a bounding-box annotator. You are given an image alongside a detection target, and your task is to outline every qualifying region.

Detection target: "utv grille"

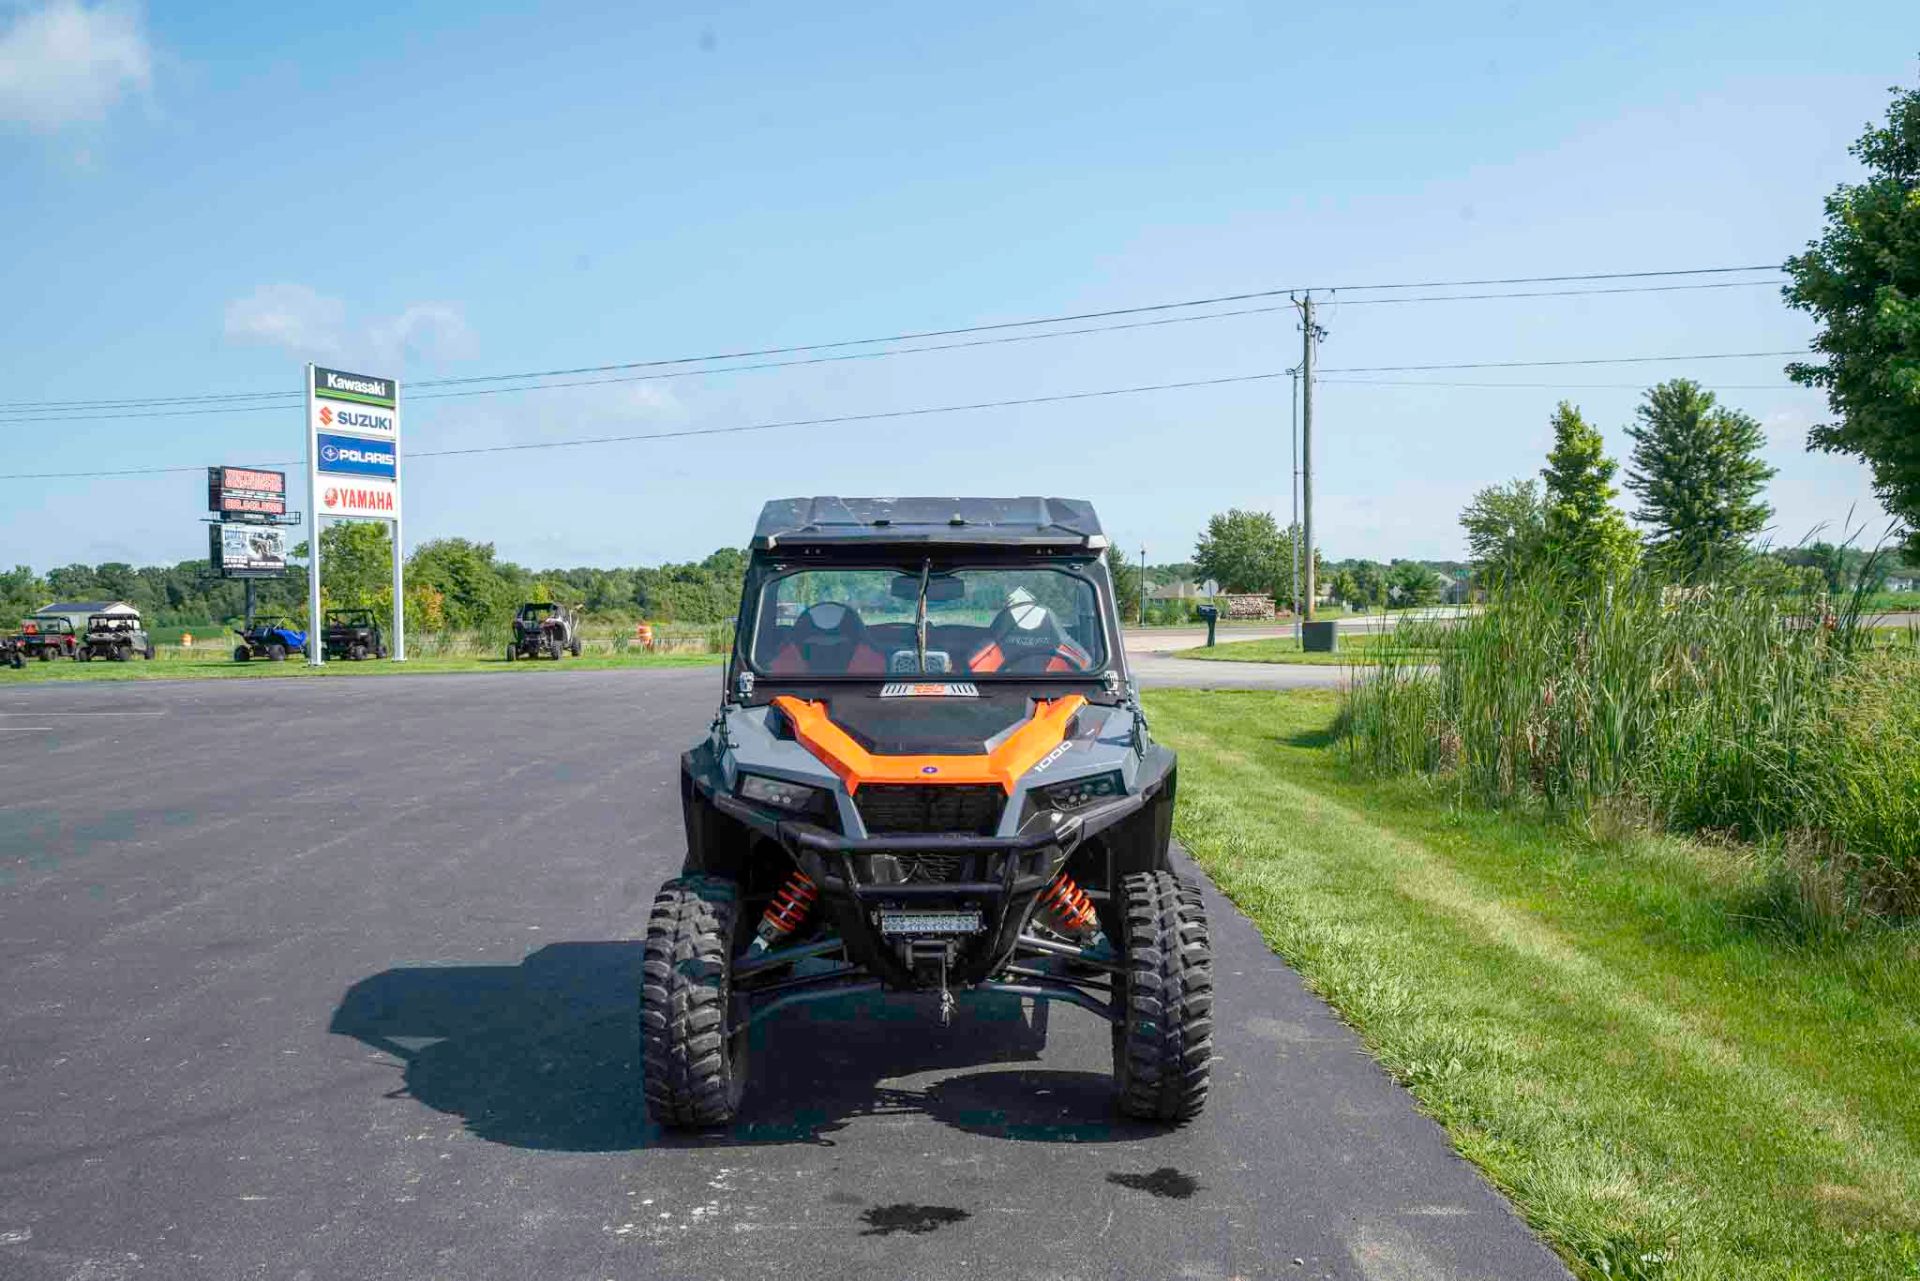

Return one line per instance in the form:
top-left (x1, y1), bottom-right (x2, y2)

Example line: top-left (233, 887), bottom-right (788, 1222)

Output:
top-left (855, 784), bottom-right (1004, 836)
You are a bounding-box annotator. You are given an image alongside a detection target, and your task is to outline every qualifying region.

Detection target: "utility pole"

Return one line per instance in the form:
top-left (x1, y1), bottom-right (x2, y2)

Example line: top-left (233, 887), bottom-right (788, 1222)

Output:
top-left (1138, 544), bottom-right (1147, 627)
top-left (1290, 367), bottom-right (1301, 638)
top-left (1297, 294), bottom-right (1319, 622)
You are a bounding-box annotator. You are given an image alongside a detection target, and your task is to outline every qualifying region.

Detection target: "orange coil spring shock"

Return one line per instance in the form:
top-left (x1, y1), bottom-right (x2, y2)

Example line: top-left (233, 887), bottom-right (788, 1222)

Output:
top-left (1039, 871), bottom-right (1097, 936)
top-left (758, 870), bottom-right (818, 942)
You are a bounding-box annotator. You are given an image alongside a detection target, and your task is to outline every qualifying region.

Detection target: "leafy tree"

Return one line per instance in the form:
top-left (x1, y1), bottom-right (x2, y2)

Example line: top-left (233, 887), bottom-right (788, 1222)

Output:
top-left (320, 521), bottom-right (393, 609)
top-left (0, 565), bottom-right (47, 621)
top-left (1785, 74), bottom-right (1920, 555)
top-left (1348, 560), bottom-right (1387, 609)
top-left (1541, 402), bottom-right (1639, 581)
top-left (1624, 379), bottom-right (1775, 580)
top-left (1459, 478), bottom-right (1546, 585)
top-left (1387, 560), bottom-right (1440, 607)
top-left (407, 538), bottom-right (523, 630)
top-left (1328, 568), bottom-right (1359, 608)
top-left (1194, 509), bottom-right (1287, 595)
top-left (1191, 509), bottom-right (1318, 603)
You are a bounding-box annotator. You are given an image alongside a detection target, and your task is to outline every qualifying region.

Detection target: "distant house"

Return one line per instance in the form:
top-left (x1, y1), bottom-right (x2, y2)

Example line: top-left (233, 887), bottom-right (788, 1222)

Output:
top-left (35, 600), bottom-right (139, 628)
top-left (1149, 581), bottom-right (1203, 602)
top-left (1887, 573), bottom-right (1918, 593)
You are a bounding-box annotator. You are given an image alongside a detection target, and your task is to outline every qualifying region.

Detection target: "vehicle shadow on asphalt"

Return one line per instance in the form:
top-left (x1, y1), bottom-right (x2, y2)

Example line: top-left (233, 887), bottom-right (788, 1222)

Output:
top-left (329, 941), bottom-right (1161, 1152)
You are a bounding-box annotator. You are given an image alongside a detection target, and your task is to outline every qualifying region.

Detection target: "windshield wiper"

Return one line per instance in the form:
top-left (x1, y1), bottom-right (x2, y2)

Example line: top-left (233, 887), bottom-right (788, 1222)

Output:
top-left (914, 559), bottom-right (930, 673)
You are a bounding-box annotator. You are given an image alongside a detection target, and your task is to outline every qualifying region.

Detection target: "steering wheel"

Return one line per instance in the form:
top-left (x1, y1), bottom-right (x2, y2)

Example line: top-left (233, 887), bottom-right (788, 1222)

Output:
top-left (1000, 647), bottom-right (1074, 674)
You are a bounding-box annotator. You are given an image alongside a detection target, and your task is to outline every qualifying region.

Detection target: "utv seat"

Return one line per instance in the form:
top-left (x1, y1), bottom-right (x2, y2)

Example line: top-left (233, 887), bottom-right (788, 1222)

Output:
top-left (966, 602), bottom-right (1093, 673)
top-left (768, 602), bottom-right (887, 675)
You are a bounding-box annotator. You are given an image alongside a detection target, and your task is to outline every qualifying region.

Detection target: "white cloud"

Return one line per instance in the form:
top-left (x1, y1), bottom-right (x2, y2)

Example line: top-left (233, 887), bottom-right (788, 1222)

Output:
top-left (0, 1), bottom-right (151, 130)
top-left (224, 283), bottom-right (348, 359)
top-left (368, 303), bottom-right (478, 365)
top-left (223, 284), bottom-right (477, 370)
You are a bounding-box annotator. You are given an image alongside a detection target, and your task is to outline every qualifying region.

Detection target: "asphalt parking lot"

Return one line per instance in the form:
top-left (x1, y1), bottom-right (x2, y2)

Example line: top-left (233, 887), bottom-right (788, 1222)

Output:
top-left (0, 671), bottom-right (1567, 1280)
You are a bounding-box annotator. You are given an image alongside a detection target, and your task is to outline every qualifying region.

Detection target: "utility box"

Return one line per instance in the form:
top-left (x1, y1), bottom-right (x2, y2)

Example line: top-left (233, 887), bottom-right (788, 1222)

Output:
top-left (1302, 620), bottom-right (1338, 653)
top-left (1196, 604), bottom-right (1220, 647)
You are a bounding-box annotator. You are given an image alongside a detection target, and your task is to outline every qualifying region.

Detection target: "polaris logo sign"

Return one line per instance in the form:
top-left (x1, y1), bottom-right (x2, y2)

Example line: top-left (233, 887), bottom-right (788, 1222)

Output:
top-left (317, 432), bottom-right (397, 479)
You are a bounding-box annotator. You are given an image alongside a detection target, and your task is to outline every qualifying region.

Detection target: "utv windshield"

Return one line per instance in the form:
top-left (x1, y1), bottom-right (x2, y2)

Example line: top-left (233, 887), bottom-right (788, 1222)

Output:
top-left (750, 564), bottom-right (1108, 678)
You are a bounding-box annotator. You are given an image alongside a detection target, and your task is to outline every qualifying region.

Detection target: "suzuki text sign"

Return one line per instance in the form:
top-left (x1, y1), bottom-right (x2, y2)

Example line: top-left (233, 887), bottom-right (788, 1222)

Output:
top-left (311, 399), bottom-right (397, 439)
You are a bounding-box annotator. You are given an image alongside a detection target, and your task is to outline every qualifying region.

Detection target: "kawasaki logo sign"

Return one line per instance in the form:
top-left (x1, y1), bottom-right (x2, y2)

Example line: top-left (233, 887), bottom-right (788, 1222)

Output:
top-left (313, 366), bottom-right (396, 409)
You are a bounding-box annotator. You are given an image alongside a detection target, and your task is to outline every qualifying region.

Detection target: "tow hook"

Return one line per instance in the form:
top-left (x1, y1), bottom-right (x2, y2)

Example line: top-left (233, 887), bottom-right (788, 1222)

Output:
top-left (937, 952), bottom-right (955, 1027)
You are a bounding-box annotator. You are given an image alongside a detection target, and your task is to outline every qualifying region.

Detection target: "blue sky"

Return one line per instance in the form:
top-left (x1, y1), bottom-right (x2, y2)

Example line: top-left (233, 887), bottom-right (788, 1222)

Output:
top-left (0, 1), bottom-right (1910, 572)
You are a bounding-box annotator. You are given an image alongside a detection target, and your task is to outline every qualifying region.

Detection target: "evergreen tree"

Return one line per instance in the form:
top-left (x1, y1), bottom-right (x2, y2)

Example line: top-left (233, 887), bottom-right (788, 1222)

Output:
top-left (1541, 402), bottom-right (1639, 581)
top-left (1625, 379), bottom-right (1775, 580)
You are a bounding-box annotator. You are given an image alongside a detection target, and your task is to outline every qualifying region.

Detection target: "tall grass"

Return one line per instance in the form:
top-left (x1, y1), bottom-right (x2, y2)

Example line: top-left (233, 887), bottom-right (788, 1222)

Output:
top-left (1344, 563), bottom-right (1920, 920)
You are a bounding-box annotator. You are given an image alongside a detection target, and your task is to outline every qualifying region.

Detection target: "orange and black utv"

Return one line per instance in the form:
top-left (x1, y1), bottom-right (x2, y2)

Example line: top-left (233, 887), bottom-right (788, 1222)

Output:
top-left (642, 497), bottom-right (1212, 1128)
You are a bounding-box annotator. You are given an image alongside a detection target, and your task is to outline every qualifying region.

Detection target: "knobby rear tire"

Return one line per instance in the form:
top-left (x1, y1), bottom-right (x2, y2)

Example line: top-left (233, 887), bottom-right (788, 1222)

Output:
top-left (641, 875), bottom-right (744, 1127)
top-left (1112, 870), bottom-right (1214, 1122)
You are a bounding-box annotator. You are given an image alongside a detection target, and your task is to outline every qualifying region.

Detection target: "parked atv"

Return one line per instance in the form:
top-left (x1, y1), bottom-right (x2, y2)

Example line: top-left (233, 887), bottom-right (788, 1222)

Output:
top-left (14, 617), bottom-right (79, 662)
top-left (78, 613), bottom-right (155, 662)
top-left (322, 608), bottom-right (386, 661)
top-left (506, 602), bottom-right (583, 661)
top-left (643, 496), bottom-right (1211, 1128)
top-left (234, 616), bottom-right (308, 662)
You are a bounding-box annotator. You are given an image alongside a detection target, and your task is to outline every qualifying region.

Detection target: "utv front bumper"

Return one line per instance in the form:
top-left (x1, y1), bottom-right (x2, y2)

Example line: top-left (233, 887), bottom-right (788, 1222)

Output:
top-left (712, 788), bottom-right (1146, 991)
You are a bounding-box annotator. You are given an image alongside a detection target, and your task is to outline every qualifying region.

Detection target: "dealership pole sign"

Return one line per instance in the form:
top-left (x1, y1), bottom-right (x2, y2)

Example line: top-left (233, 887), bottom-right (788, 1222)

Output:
top-left (306, 365), bottom-right (405, 664)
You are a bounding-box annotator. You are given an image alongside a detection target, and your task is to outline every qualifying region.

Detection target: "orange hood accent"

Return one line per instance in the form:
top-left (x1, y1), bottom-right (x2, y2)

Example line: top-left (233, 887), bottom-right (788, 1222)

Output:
top-left (771, 694), bottom-right (1086, 795)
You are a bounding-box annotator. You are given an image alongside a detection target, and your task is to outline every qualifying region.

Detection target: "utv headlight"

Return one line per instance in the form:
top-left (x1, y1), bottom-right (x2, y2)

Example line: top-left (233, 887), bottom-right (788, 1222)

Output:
top-left (738, 773), bottom-right (828, 813)
top-left (1037, 771), bottom-right (1124, 812)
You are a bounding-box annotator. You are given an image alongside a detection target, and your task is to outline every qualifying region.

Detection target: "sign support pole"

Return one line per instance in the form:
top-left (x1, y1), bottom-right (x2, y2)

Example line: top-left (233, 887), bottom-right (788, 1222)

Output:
top-left (305, 363), bottom-right (324, 666)
top-left (391, 379), bottom-right (405, 662)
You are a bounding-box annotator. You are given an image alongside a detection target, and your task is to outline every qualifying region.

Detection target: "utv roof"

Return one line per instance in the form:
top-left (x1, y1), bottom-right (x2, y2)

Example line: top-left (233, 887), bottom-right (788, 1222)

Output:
top-left (752, 497), bottom-right (1107, 552)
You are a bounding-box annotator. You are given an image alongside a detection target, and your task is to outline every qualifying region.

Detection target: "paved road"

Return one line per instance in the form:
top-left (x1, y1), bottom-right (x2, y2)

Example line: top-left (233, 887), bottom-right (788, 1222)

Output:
top-left (0, 672), bottom-right (1566, 1280)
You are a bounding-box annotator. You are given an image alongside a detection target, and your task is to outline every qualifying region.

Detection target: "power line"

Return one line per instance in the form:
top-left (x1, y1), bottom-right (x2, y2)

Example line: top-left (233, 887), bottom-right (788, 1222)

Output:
top-left (1325, 279), bottom-right (1782, 307)
top-left (0, 336), bottom-right (1812, 429)
top-left (1318, 377), bottom-right (1805, 390)
top-left (0, 264), bottom-right (1784, 414)
top-left (1317, 349), bottom-right (1806, 374)
top-left (0, 343), bottom-right (1821, 483)
top-left (0, 285), bottom-right (1797, 426)
top-left (0, 370), bottom-right (1294, 480)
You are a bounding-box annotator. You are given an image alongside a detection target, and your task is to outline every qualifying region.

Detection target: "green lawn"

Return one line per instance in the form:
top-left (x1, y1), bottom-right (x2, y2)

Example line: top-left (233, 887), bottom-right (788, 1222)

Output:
top-left (0, 649), bottom-right (721, 683)
top-left (1144, 688), bottom-right (1920, 1281)
top-left (1176, 632), bottom-right (1404, 665)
